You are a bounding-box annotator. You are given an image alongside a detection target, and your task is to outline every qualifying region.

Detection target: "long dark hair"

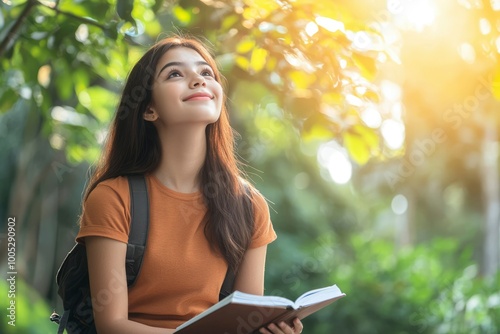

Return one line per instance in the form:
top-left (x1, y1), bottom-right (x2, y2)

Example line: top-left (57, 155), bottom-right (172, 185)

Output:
top-left (83, 36), bottom-right (254, 273)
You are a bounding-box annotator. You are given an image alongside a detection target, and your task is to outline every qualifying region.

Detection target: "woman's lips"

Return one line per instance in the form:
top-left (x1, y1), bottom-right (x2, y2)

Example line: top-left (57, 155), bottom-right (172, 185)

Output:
top-left (183, 92), bottom-right (213, 101)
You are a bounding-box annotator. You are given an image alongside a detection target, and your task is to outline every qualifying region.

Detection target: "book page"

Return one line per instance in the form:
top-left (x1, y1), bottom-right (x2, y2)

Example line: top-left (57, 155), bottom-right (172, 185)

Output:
top-left (295, 284), bottom-right (344, 307)
top-left (232, 291), bottom-right (294, 308)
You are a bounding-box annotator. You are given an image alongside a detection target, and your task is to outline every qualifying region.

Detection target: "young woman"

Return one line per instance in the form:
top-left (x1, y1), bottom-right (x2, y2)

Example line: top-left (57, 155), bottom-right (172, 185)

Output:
top-left (76, 36), bottom-right (304, 334)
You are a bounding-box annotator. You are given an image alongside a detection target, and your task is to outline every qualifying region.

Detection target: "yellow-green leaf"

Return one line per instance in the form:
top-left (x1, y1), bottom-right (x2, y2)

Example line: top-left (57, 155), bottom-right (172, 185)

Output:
top-left (302, 124), bottom-right (333, 142)
top-left (172, 5), bottom-right (191, 25)
top-left (222, 15), bottom-right (239, 30)
top-left (353, 124), bottom-right (380, 148)
top-left (352, 52), bottom-right (377, 81)
top-left (73, 68), bottom-right (90, 95)
top-left (492, 65), bottom-right (500, 100)
top-left (344, 131), bottom-right (370, 165)
top-left (82, 86), bottom-right (117, 123)
top-left (242, 0), bottom-right (280, 19)
top-left (266, 56), bottom-right (277, 72)
top-left (322, 93), bottom-right (343, 105)
top-left (144, 17), bottom-right (162, 37)
top-left (364, 90), bottom-right (380, 103)
top-left (289, 71), bottom-right (316, 89)
top-left (236, 37), bottom-right (256, 54)
top-left (235, 55), bottom-right (250, 71)
top-left (250, 48), bottom-right (268, 73)
top-left (343, 125), bottom-right (380, 165)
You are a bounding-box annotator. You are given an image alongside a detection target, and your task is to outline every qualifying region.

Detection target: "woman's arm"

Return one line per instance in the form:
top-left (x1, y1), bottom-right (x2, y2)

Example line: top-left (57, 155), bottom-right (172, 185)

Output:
top-left (86, 236), bottom-right (175, 334)
top-left (234, 246), bottom-right (303, 334)
top-left (233, 245), bottom-right (267, 294)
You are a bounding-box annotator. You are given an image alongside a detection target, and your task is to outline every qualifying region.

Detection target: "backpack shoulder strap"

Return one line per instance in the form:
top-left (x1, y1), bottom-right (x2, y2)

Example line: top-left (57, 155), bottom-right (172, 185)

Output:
top-left (126, 174), bottom-right (149, 287)
top-left (219, 270), bottom-right (235, 301)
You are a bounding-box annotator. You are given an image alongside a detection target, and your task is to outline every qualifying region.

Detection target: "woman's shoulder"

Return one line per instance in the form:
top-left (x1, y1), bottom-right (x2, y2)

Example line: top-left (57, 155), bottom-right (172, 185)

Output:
top-left (239, 178), bottom-right (270, 213)
top-left (86, 175), bottom-right (130, 202)
top-left (97, 175), bottom-right (129, 190)
top-left (78, 175), bottom-right (132, 244)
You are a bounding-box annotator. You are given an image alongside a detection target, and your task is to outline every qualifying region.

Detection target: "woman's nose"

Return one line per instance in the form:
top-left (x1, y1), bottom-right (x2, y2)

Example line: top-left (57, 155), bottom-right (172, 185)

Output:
top-left (190, 74), bottom-right (206, 88)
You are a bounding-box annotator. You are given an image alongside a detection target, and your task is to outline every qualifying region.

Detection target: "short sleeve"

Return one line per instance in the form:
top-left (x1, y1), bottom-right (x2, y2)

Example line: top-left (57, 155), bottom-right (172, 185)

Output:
top-left (76, 180), bottom-right (131, 245)
top-left (248, 190), bottom-right (277, 249)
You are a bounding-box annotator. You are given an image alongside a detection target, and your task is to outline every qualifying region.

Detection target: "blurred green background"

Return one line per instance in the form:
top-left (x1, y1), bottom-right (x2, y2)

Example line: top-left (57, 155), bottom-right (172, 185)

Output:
top-left (1, 0), bottom-right (500, 333)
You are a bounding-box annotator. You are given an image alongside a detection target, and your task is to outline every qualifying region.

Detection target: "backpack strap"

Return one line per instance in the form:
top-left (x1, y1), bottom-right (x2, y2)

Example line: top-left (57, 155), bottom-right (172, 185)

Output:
top-left (126, 175), bottom-right (149, 287)
top-left (219, 270), bottom-right (236, 301)
top-left (56, 310), bottom-right (69, 334)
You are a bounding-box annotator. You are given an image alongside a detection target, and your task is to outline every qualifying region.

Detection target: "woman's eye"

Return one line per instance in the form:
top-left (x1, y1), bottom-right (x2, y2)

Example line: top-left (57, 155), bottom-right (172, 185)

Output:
top-left (167, 71), bottom-right (181, 79)
top-left (201, 70), bottom-right (213, 77)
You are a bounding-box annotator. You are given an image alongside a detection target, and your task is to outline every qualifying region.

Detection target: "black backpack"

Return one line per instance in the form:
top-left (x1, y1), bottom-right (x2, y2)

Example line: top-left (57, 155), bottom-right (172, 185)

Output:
top-left (50, 175), bottom-right (236, 333)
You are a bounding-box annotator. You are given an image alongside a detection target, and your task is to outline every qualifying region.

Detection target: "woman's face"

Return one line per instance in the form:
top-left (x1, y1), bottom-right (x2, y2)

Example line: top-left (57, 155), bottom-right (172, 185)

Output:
top-left (147, 47), bottom-right (223, 127)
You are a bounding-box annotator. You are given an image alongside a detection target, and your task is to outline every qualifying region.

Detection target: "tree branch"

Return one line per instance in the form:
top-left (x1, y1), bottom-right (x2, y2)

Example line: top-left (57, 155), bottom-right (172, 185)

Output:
top-left (38, 2), bottom-right (107, 31)
top-left (0, 0), bottom-right (110, 59)
top-left (0, 0), bottom-right (38, 59)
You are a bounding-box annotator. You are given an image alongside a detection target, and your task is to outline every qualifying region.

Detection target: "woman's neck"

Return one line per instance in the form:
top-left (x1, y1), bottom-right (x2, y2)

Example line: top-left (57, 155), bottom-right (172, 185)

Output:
top-left (153, 125), bottom-right (207, 193)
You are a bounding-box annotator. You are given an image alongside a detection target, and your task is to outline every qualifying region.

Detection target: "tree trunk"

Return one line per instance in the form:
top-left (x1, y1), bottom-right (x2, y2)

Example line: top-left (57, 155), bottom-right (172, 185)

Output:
top-left (396, 190), bottom-right (414, 249)
top-left (481, 120), bottom-right (500, 277)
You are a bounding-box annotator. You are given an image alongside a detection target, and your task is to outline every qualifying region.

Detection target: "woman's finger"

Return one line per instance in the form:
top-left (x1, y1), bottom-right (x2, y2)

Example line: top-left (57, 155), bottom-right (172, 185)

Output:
top-left (293, 318), bottom-right (304, 333)
top-left (259, 327), bottom-right (272, 334)
top-left (278, 321), bottom-right (296, 334)
top-left (260, 319), bottom-right (302, 334)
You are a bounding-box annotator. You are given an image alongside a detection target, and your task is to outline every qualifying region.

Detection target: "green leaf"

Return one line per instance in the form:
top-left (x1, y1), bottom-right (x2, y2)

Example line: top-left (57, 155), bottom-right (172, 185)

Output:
top-left (73, 68), bottom-right (90, 94)
top-left (104, 21), bottom-right (119, 40)
top-left (82, 86), bottom-right (117, 123)
top-left (0, 88), bottom-right (17, 113)
top-left (55, 70), bottom-right (73, 101)
top-left (117, 0), bottom-right (134, 22)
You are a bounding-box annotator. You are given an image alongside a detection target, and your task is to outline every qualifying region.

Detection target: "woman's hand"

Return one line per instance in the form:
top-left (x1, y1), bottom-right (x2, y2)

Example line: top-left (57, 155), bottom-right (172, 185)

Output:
top-left (259, 318), bottom-right (303, 334)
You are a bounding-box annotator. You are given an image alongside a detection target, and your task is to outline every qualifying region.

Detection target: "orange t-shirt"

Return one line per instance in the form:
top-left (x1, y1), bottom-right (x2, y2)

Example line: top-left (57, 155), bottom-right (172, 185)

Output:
top-left (76, 174), bottom-right (276, 329)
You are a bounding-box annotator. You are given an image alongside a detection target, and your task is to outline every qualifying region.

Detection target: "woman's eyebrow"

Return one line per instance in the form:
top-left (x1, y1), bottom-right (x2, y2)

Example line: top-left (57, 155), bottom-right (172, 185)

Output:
top-left (157, 61), bottom-right (211, 78)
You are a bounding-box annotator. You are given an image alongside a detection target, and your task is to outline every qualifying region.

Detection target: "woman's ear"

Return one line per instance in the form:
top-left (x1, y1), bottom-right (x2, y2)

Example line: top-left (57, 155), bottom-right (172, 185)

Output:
top-left (143, 107), bottom-right (159, 122)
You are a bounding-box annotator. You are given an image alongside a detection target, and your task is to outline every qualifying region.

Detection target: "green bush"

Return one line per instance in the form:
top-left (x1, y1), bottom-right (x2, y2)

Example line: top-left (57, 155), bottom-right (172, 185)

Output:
top-left (266, 236), bottom-right (500, 334)
top-left (0, 278), bottom-right (54, 334)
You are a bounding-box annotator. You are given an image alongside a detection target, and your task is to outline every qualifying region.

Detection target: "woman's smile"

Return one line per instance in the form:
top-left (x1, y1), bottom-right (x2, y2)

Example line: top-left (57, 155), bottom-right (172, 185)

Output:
top-left (183, 92), bottom-right (214, 101)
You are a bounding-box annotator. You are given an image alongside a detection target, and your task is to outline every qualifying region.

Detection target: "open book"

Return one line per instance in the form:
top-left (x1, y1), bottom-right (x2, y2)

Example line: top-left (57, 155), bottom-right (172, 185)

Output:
top-left (174, 284), bottom-right (345, 334)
